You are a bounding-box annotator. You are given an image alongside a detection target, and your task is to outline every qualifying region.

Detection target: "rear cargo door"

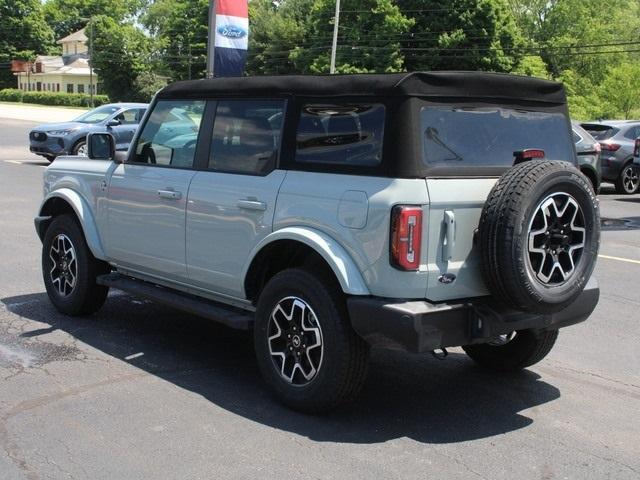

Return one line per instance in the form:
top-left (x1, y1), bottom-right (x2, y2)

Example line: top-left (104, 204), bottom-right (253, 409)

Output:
top-left (420, 104), bottom-right (576, 302)
top-left (424, 178), bottom-right (494, 301)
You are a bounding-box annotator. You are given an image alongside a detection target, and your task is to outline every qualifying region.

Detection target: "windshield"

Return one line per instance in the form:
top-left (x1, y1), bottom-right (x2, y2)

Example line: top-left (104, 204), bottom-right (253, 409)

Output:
top-left (421, 106), bottom-right (575, 169)
top-left (73, 105), bottom-right (121, 124)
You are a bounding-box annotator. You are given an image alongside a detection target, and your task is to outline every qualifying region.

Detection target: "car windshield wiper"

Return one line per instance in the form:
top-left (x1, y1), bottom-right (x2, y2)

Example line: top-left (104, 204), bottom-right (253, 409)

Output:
top-left (425, 127), bottom-right (463, 161)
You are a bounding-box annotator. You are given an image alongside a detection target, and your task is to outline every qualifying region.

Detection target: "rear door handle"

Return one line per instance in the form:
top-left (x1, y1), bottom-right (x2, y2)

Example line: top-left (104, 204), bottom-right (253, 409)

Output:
top-left (442, 210), bottom-right (455, 261)
top-left (158, 189), bottom-right (182, 200)
top-left (237, 199), bottom-right (267, 211)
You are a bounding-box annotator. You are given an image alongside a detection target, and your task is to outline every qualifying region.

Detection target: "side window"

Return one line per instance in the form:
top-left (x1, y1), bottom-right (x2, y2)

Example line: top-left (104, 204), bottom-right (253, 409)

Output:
top-left (116, 109), bottom-right (139, 125)
top-left (209, 100), bottom-right (284, 175)
top-left (295, 104), bottom-right (385, 166)
top-left (624, 126), bottom-right (640, 140)
top-left (132, 100), bottom-right (204, 168)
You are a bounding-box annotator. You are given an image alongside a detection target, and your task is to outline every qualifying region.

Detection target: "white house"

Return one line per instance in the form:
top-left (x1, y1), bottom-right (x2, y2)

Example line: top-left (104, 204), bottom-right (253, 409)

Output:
top-left (14, 28), bottom-right (98, 95)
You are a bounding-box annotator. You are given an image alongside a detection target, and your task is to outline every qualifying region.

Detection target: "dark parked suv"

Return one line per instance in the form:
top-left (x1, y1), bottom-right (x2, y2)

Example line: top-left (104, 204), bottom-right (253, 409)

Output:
top-left (581, 120), bottom-right (640, 194)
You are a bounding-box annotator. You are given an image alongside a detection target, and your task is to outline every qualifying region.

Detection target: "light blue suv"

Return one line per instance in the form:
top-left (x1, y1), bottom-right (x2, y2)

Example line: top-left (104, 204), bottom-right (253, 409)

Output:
top-left (34, 73), bottom-right (601, 412)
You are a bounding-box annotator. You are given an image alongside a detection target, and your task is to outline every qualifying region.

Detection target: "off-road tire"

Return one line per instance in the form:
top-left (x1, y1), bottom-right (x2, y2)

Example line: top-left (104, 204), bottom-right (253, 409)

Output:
top-left (42, 214), bottom-right (110, 316)
top-left (614, 162), bottom-right (639, 194)
top-left (254, 268), bottom-right (369, 413)
top-left (479, 160), bottom-right (599, 314)
top-left (463, 329), bottom-right (559, 371)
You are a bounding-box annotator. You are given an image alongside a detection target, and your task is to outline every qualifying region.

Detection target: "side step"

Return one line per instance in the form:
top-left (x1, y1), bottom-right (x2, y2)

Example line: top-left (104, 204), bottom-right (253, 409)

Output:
top-left (97, 273), bottom-right (254, 330)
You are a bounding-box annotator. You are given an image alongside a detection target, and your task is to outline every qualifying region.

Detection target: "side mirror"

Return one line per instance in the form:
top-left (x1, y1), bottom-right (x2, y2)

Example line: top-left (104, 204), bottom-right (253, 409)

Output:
top-left (106, 119), bottom-right (121, 127)
top-left (87, 132), bottom-right (115, 160)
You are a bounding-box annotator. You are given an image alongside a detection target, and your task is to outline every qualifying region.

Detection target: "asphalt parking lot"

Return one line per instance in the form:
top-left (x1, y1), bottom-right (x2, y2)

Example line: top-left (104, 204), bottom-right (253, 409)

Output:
top-left (1, 116), bottom-right (639, 480)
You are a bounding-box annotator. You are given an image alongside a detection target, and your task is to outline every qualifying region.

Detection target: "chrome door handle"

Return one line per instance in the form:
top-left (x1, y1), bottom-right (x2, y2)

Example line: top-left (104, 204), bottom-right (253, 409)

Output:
top-left (158, 189), bottom-right (182, 200)
top-left (237, 199), bottom-right (267, 211)
top-left (442, 210), bottom-right (455, 261)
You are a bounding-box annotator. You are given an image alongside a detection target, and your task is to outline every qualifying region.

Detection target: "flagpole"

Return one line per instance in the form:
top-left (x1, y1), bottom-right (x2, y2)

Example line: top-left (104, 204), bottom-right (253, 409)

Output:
top-left (206, 0), bottom-right (217, 78)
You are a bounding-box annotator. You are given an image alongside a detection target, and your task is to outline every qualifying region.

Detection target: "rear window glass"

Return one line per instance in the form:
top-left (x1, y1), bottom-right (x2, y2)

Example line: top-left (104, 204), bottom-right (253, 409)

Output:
top-left (421, 107), bottom-right (575, 168)
top-left (582, 124), bottom-right (619, 141)
top-left (295, 104), bottom-right (385, 166)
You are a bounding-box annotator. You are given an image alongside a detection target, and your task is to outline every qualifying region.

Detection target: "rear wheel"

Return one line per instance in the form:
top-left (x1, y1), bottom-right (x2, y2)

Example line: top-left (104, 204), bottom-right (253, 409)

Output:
top-left (463, 329), bottom-right (559, 371)
top-left (253, 268), bottom-right (369, 412)
top-left (615, 163), bottom-right (639, 194)
top-left (42, 214), bottom-right (110, 316)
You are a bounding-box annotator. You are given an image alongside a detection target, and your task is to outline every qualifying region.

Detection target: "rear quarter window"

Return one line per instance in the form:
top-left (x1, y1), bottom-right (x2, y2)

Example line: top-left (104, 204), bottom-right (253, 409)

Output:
top-left (295, 104), bottom-right (385, 166)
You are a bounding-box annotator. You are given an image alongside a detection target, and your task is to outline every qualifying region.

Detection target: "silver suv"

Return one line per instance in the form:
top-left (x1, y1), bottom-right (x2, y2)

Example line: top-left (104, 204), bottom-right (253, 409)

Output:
top-left (35, 73), bottom-right (601, 412)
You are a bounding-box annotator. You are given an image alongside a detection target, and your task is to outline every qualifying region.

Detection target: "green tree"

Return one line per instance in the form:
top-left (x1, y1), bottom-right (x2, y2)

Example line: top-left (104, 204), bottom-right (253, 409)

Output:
top-left (399, 0), bottom-right (524, 72)
top-left (293, 0), bottom-right (414, 74)
top-left (538, 0), bottom-right (640, 82)
top-left (512, 55), bottom-right (548, 78)
top-left (247, 0), bottom-right (313, 75)
top-left (599, 63), bottom-right (640, 120)
top-left (89, 15), bottom-right (157, 102)
top-left (0, 0), bottom-right (56, 88)
top-left (42, 0), bottom-right (143, 40)
top-left (142, 0), bottom-right (209, 81)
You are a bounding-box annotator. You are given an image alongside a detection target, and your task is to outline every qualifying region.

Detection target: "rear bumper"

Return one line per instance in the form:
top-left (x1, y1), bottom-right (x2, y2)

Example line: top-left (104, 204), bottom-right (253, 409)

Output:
top-left (347, 277), bottom-right (599, 353)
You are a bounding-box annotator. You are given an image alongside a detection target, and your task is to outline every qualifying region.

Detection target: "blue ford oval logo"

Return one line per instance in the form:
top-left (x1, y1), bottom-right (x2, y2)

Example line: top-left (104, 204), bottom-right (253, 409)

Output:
top-left (217, 25), bottom-right (247, 39)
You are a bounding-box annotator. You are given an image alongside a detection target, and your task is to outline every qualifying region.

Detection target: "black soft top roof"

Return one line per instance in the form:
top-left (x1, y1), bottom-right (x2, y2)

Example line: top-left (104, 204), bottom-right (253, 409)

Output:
top-left (158, 71), bottom-right (567, 105)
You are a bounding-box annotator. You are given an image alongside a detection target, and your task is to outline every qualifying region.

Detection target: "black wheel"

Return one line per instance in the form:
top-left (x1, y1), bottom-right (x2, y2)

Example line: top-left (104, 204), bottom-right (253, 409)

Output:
top-left (42, 214), bottom-right (110, 316)
top-left (72, 139), bottom-right (87, 156)
top-left (479, 160), bottom-right (600, 314)
top-left (463, 329), bottom-right (559, 371)
top-left (615, 163), bottom-right (639, 194)
top-left (254, 268), bottom-right (369, 413)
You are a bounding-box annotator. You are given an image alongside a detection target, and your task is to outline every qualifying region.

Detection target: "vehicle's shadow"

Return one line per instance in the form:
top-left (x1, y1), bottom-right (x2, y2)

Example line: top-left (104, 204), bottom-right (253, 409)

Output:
top-left (2, 292), bottom-right (561, 445)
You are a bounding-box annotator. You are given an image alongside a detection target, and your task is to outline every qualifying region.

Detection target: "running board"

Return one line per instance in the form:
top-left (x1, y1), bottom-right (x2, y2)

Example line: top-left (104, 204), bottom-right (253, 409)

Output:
top-left (97, 273), bottom-right (254, 330)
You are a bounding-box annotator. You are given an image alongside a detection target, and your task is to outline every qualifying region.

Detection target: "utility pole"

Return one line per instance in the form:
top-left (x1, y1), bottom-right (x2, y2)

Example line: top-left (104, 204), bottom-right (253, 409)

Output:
top-left (88, 20), bottom-right (94, 107)
top-left (329, 0), bottom-right (341, 74)
top-left (206, 0), bottom-right (217, 78)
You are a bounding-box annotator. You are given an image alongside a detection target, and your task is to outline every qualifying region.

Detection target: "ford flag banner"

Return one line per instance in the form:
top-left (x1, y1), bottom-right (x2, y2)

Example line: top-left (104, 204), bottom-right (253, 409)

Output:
top-left (213, 0), bottom-right (248, 77)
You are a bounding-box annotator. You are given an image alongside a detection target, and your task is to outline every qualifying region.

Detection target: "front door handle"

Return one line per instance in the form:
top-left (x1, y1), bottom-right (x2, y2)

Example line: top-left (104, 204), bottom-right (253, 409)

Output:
top-left (237, 199), bottom-right (267, 211)
top-left (158, 189), bottom-right (182, 200)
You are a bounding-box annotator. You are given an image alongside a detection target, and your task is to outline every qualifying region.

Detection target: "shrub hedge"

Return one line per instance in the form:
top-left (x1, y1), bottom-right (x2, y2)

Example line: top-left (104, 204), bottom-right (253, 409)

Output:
top-left (0, 89), bottom-right (109, 107)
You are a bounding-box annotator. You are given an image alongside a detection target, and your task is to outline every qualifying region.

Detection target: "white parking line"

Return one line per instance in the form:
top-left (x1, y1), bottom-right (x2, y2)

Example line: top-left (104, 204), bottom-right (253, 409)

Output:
top-left (599, 254), bottom-right (640, 265)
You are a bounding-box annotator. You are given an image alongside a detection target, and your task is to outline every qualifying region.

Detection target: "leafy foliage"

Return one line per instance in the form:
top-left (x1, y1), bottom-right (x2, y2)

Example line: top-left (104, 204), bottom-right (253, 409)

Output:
top-left (89, 15), bottom-right (158, 102)
top-left (0, 0), bottom-right (56, 88)
top-left (42, 0), bottom-right (143, 40)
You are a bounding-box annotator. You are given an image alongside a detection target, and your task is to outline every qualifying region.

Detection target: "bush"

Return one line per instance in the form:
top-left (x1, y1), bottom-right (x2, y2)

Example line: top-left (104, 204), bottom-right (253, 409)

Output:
top-left (0, 89), bottom-right (109, 107)
top-left (0, 88), bottom-right (24, 102)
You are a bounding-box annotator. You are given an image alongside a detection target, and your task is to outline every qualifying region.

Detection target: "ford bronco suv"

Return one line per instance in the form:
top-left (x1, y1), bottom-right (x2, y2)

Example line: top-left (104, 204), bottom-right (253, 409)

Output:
top-left (35, 72), bottom-right (600, 412)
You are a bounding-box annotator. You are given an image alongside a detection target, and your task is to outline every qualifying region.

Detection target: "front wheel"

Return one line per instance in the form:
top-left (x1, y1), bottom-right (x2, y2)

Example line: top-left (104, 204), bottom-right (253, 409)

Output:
top-left (462, 329), bottom-right (559, 371)
top-left (615, 163), bottom-right (639, 194)
top-left (73, 139), bottom-right (88, 156)
top-left (254, 268), bottom-right (369, 412)
top-left (42, 214), bottom-right (110, 316)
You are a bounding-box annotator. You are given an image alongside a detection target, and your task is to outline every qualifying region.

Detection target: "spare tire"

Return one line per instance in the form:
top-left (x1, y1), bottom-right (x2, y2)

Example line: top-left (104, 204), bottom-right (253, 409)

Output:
top-left (479, 160), bottom-right (600, 314)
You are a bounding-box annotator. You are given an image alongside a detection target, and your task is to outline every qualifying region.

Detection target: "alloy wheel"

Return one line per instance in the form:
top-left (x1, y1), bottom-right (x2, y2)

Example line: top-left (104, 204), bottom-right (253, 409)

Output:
top-left (49, 234), bottom-right (77, 296)
top-left (527, 192), bottom-right (586, 285)
top-left (267, 296), bottom-right (323, 386)
top-left (621, 165), bottom-right (639, 193)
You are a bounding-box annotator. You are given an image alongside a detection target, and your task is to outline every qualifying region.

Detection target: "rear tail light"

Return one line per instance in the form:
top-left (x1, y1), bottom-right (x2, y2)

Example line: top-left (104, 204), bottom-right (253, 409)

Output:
top-left (513, 149), bottom-right (545, 164)
top-left (390, 206), bottom-right (423, 271)
top-left (594, 143), bottom-right (601, 154)
top-left (600, 142), bottom-right (621, 152)
top-left (634, 138), bottom-right (640, 157)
